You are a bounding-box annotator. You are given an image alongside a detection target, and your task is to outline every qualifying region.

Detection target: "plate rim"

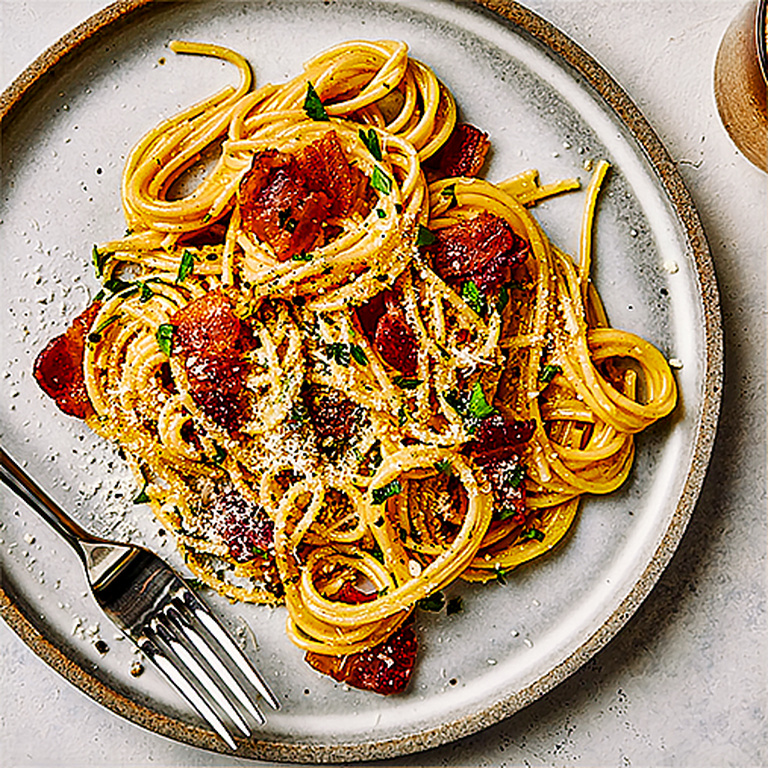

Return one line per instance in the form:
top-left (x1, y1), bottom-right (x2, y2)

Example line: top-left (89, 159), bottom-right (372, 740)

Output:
top-left (0, 0), bottom-right (723, 761)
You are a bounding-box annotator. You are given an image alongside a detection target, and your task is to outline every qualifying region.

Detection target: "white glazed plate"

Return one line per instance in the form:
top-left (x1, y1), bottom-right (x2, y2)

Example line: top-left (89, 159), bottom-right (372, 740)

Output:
top-left (0, 0), bottom-right (721, 761)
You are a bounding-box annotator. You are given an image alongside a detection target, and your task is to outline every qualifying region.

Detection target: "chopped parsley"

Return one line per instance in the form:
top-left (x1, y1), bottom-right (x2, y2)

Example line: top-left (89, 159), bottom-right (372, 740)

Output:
top-left (371, 165), bottom-right (393, 195)
top-left (416, 224), bottom-right (436, 246)
top-left (504, 464), bottom-right (526, 488)
top-left (434, 458), bottom-right (453, 476)
top-left (467, 381), bottom-right (495, 419)
top-left (132, 482), bottom-right (150, 504)
top-left (376, 208), bottom-right (387, 219)
top-left (461, 279), bottom-right (486, 315)
top-left (292, 251), bottom-right (313, 262)
top-left (326, 342), bottom-right (367, 367)
top-left (139, 282), bottom-right (154, 303)
top-left (103, 276), bottom-right (136, 296)
top-left (326, 342), bottom-right (351, 367)
top-left (371, 478), bottom-right (402, 505)
top-left (392, 375), bottom-right (422, 390)
top-left (349, 343), bottom-right (368, 366)
top-left (87, 314), bottom-right (121, 343)
top-left (539, 363), bottom-right (562, 384)
top-left (358, 127), bottom-right (383, 161)
top-left (496, 284), bottom-right (510, 314)
top-left (521, 528), bottom-right (545, 542)
top-left (156, 323), bottom-right (175, 356)
top-left (210, 443), bottom-right (227, 465)
top-left (91, 244), bottom-right (111, 278)
top-left (441, 182), bottom-right (458, 209)
top-left (303, 82), bottom-right (329, 121)
top-left (176, 249), bottom-right (194, 283)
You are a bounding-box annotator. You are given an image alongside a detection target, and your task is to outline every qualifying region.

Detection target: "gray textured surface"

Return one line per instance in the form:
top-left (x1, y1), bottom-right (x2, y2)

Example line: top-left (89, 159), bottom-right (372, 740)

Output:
top-left (1, 1), bottom-right (765, 766)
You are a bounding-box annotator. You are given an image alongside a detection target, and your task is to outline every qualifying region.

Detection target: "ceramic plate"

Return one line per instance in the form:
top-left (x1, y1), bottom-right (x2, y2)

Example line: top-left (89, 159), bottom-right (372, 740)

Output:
top-left (0, 0), bottom-right (721, 761)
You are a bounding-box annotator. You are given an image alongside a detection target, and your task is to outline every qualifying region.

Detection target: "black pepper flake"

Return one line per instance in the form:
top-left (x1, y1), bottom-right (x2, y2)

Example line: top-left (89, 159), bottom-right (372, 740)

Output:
top-left (94, 639), bottom-right (110, 655)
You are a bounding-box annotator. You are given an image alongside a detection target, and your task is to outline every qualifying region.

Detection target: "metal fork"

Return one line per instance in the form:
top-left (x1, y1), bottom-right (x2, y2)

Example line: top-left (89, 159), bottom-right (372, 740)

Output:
top-left (0, 447), bottom-right (280, 750)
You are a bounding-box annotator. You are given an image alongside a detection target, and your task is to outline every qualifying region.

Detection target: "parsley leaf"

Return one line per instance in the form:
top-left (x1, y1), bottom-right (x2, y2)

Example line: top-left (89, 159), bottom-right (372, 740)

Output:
top-left (371, 166), bottom-right (393, 195)
top-left (461, 279), bottom-right (486, 315)
top-left (372, 478), bottom-right (402, 505)
top-left (91, 245), bottom-right (111, 278)
top-left (87, 314), bottom-right (121, 343)
top-left (139, 282), bottom-right (154, 303)
top-left (133, 483), bottom-right (150, 504)
top-left (393, 375), bottom-right (423, 390)
top-left (505, 464), bottom-right (526, 488)
top-left (303, 82), bottom-right (329, 121)
top-left (416, 224), bottom-right (436, 246)
top-left (176, 249), bottom-right (194, 283)
top-left (467, 381), bottom-right (495, 420)
top-left (156, 323), bottom-right (175, 356)
top-left (292, 251), bottom-right (313, 262)
top-left (358, 127), bottom-right (383, 161)
top-left (539, 363), bottom-right (562, 384)
top-left (441, 182), bottom-right (458, 209)
top-left (210, 443), bottom-right (227, 465)
top-left (521, 528), bottom-right (545, 542)
top-left (434, 459), bottom-right (453, 476)
top-left (496, 284), bottom-right (510, 314)
top-left (103, 276), bottom-right (136, 295)
top-left (326, 342), bottom-right (350, 367)
top-left (350, 343), bottom-right (368, 366)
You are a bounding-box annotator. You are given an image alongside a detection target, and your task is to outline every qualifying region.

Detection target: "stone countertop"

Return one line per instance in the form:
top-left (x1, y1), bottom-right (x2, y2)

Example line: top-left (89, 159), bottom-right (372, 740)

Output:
top-left (1, 1), bottom-right (765, 766)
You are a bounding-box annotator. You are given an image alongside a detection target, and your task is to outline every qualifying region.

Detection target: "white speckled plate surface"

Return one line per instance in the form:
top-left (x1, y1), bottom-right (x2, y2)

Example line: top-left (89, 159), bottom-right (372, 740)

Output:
top-left (0, 0), bottom-right (721, 761)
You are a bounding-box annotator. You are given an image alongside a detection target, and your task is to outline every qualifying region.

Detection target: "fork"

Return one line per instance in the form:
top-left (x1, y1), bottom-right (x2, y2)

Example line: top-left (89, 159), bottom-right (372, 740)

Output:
top-left (0, 447), bottom-right (280, 750)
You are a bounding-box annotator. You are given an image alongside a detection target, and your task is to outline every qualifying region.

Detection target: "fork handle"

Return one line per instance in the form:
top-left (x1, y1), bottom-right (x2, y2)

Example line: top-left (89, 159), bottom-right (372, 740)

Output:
top-left (0, 447), bottom-right (102, 559)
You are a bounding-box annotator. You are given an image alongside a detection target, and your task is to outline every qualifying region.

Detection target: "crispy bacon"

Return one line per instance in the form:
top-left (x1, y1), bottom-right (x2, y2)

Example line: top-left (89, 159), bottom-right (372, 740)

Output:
top-left (424, 123), bottom-right (490, 179)
top-left (302, 385), bottom-right (361, 445)
top-left (305, 622), bottom-right (418, 695)
top-left (33, 302), bottom-right (101, 419)
top-left (467, 414), bottom-right (536, 524)
top-left (211, 488), bottom-right (275, 563)
top-left (238, 132), bottom-right (367, 261)
top-left (356, 290), bottom-right (418, 376)
top-left (171, 292), bottom-right (254, 432)
top-left (422, 211), bottom-right (528, 294)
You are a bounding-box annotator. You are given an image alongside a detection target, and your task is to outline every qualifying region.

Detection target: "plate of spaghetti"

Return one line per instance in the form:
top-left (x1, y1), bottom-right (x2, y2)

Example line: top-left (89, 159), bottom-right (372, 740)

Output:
top-left (0, 0), bottom-right (721, 761)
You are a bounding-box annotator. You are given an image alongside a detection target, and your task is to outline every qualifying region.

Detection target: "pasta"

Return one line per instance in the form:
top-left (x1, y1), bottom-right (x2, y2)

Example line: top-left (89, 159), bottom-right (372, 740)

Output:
top-left (34, 39), bottom-right (677, 692)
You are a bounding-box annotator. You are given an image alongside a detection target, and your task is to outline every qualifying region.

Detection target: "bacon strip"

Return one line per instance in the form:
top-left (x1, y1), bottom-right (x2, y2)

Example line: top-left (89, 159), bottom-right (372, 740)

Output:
top-left (33, 302), bottom-right (101, 420)
top-left (355, 290), bottom-right (418, 376)
top-left (171, 292), bottom-right (254, 432)
top-left (424, 123), bottom-right (490, 179)
top-left (238, 132), bottom-right (367, 261)
top-left (422, 211), bottom-right (529, 294)
top-left (305, 622), bottom-right (418, 695)
top-left (468, 414), bottom-right (535, 524)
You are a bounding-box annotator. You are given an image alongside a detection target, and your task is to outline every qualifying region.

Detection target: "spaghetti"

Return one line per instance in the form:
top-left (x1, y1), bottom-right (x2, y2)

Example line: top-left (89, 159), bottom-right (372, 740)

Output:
top-left (34, 39), bottom-right (677, 692)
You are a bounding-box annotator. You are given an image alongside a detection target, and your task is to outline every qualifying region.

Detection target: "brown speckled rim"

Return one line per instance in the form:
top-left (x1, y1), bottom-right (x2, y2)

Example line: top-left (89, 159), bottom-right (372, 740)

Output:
top-left (0, 0), bottom-right (723, 762)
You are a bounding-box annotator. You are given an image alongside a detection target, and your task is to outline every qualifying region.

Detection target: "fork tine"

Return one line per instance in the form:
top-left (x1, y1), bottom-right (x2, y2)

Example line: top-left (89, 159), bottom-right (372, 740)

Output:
top-left (139, 637), bottom-right (239, 751)
top-left (180, 588), bottom-right (281, 710)
top-left (151, 621), bottom-right (252, 738)
top-left (166, 602), bottom-right (266, 725)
